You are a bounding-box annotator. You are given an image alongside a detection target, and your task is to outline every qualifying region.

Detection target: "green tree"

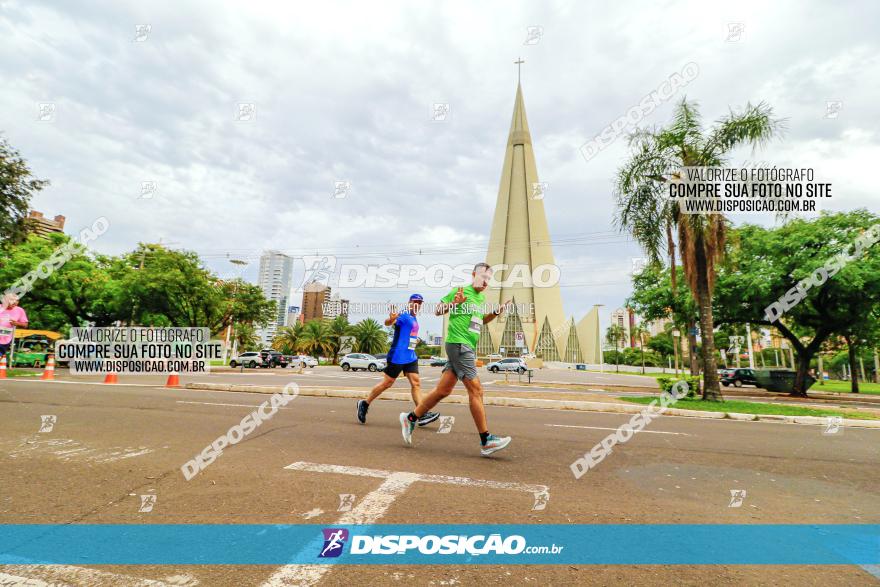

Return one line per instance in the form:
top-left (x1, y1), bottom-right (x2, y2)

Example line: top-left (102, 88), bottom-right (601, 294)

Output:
top-left (298, 319), bottom-right (334, 359)
top-left (632, 323), bottom-right (650, 373)
top-left (208, 278), bottom-right (277, 338)
top-left (327, 315), bottom-right (353, 363)
top-left (615, 98), bottom-right (785, 399)
top-left (233, 322), bottom-right (260, 352)
top-left (0, 137), bottom-right (49, 246)
top-left (352, 318), bottom-right (388, 355)
top-left (272, 323), bottom-right (304, 354)
top-left (714, 211), bottom-right (880, 396)
top-left (605, 324), bottom-right (626, 373)
top-left (0, 233), bottom-right (125, 331)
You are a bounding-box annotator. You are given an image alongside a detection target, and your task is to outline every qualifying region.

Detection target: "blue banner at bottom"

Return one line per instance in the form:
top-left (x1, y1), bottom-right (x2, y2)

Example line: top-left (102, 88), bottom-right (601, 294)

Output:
top-left (0, 524), bottom-right (877, 565)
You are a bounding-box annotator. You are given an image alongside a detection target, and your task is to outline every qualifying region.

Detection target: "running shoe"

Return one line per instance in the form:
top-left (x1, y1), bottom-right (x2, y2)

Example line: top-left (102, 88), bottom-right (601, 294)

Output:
top-left (480, 434), bottom-right (511, 457)
top-left (357, 400), bottom-right (369, 424)
top-left (417, 411), bottom-right (440, 427)
top-left (399, 412), bottom-right (415, 446)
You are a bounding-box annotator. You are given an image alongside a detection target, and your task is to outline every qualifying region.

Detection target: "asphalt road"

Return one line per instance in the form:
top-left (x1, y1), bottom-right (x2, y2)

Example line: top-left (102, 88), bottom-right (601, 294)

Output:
top-left (1, 377), bottom-right (878, 586)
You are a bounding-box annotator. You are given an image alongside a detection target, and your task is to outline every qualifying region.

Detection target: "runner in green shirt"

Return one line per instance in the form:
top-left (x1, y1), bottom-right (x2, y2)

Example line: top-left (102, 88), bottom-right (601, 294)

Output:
top-left (400, 263), bottom-right (513, 457)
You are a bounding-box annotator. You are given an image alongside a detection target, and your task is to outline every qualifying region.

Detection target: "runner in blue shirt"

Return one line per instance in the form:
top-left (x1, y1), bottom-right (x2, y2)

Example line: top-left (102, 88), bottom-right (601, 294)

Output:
top-left (357, 294), bottom-right (439, 426)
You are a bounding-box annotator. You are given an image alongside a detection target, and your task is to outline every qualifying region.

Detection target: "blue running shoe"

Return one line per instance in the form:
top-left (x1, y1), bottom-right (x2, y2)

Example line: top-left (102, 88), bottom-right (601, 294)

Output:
top-left (480, 434), bottom-right (511, 457)
top-left (357, 400), bottom-right (369, 424)
top-left (417, 411), bottom-right (440, 427)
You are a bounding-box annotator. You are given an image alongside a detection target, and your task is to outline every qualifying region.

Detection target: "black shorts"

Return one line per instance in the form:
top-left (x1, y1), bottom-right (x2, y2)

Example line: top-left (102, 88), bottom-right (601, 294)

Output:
top-left (0, 343), bottom-right (10, 356)
top-left (384, 360), bottom-right (419, 378)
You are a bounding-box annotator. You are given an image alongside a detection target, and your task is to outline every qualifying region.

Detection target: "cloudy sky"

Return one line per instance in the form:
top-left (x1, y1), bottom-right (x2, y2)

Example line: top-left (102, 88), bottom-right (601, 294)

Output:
top-left (2, 0), bottom-right (878, 336)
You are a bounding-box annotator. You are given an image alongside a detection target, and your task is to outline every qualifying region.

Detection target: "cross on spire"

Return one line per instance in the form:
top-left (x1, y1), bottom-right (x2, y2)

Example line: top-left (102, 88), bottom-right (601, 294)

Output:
top-left (514, 57), bottom-right (524, 83)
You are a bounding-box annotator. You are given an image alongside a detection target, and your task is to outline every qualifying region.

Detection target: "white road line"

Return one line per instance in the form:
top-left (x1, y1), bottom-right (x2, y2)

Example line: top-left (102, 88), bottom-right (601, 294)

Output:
top-left (545, 424), bottom-right (691, 436)
top-left (176, 400), bottom-right (295, 409)
top-left (0, 565), bottom-right (193, 586)
top-left (263, 462), bottom-right (547, 586)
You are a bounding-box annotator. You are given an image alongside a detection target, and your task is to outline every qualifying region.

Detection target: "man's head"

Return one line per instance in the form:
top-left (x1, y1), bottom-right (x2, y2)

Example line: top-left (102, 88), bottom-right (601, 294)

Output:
top-left (408, 293), bottom-right (424, 314)
top-left (1, 293), bottom-right (19, 309)
top-left (471, 263), bottom-right (493, 291)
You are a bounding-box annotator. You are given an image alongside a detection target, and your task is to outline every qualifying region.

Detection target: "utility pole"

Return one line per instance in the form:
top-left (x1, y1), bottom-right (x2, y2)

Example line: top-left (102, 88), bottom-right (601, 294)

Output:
top-left (672, 329), bottom-right (680, 377)
top-left (746, 323), bottom-right (755, 370)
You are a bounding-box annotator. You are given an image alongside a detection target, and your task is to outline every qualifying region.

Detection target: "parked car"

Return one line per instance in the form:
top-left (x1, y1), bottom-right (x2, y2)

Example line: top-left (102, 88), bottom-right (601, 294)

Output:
top-left (486, 357), bottom-right (528, 374)
top-left (230, 352), bottom-right (265, 369)
top-left (429, 356), bottom-right (447, 367)
top-left (721, 368), bottom-right (758, 388)
top-left (289, 355), bottom-right (317, 368)
top-left (259, 349), bottom-right (287, 368)
top-left (340, 353), bottom-right (386, 372)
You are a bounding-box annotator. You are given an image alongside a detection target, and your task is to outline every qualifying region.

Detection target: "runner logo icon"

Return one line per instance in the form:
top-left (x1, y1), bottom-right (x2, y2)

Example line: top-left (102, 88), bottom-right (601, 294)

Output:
top-left (319, 528), bottom-right (349, 558)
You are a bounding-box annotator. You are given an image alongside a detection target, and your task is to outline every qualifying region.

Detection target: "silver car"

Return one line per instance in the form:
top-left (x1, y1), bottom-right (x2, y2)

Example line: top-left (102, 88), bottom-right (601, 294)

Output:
top-left (340, 353), bottom-right (386, 372)
top-left (486, 357), bottom-right (528, 374)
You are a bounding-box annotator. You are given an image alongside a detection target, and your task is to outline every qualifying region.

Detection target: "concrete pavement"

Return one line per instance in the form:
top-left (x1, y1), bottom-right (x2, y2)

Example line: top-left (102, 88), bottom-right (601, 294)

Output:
top-left (1, 377), bottom-right (879, 585)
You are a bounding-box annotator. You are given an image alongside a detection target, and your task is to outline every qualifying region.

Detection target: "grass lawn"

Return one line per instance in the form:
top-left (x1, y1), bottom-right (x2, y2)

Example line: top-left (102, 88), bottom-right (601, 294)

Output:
top-left (5, 369), bottom-right (41, 377)
top-left (588, 370), bottom-right (674, 380)
top-left (623, 396), bottom-right (880, 420)
top-left (811, 379), bottom-right (880, 395)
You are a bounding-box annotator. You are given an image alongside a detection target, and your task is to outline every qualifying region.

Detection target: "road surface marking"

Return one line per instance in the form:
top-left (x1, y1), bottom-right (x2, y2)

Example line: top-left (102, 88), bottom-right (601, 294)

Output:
top-left (546, 424), bottom-right (690, 436)
top-left (262, 462), bottom-right (548, 586)
top-left (176, 400), bottom-right (296, 409)
top-left (0, 565), bottom-right (194, 586)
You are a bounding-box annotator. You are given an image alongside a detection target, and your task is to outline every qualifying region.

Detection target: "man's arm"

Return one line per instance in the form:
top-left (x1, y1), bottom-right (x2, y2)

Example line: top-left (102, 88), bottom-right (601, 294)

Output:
top-left (436, 287), bottom-right (465, 316)
top-left (483, 300), bottom-right (511, 324)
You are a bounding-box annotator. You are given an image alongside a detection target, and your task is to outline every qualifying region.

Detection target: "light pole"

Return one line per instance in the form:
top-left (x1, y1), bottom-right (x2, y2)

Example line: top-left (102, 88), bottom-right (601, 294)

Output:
top-left (746, 322), bottom-right (755, 370)
top-left (672, 329), bottom-right (681, 378)
top-left (223, 258), bottom-right (249, 364)
top-left (594, 304), bottom-right (604, 372)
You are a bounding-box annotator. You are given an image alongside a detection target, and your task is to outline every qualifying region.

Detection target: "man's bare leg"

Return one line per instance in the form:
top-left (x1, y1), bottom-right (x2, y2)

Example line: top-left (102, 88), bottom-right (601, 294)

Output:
top-left (412, 369), bottom-right (457, 417)
top-left (462, 376), bottom-right (488, 434)
top-left (404, 372), bottom-right (422, 405)
top-left (366, 374), bottom-right (395, 404)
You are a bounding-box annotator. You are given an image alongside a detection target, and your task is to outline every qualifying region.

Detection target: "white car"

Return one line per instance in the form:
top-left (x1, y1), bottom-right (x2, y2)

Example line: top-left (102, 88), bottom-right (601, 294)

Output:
top-left (486, 357), bottom-right (528, 373)
top-left (229, 352), bottom-right (265, 369)
top-left (290, 355), bottom-right (318, 368)
top-left (340, 353), bottom-right (386, 372)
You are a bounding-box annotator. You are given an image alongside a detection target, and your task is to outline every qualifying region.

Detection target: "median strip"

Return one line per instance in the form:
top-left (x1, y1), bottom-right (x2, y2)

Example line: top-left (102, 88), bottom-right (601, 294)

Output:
top-left (184, 383), bottom-right (880, 429)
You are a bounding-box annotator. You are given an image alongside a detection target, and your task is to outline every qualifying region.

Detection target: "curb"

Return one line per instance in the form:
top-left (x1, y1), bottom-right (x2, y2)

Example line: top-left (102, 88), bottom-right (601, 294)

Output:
top-left (184, 383), bottom-right (880, 429)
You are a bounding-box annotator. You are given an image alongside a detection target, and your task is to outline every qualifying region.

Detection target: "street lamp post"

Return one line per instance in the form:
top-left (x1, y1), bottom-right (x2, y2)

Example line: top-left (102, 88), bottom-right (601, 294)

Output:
top-left (672, 329), bottom-right (681, 378)
top-left (594, 304), bottom-right (604, 373)
top-left (223, 258), bottom-right (249, 365)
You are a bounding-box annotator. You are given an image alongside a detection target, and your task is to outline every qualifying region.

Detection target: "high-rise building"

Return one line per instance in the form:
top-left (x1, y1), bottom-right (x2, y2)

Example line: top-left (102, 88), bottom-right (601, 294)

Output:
top-left (451, 78), bottom-right (600, 363)
top-left (286, 305), bottom-right (301, 327)
top-left (256, 250), bottom-right (293, 345)
top-left (26, 210), bottom-right (66, 237)
top-left (610, 308), bottom-right (632, 348)
top-left (322, 294), bottom-right (349, 319)
top-left (301, 282), bottom-right (331, 322)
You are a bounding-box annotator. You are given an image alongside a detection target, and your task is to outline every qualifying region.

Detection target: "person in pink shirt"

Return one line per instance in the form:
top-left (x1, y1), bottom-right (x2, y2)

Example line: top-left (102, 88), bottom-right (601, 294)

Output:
top-left (0, 293), bottom-right (28, 358)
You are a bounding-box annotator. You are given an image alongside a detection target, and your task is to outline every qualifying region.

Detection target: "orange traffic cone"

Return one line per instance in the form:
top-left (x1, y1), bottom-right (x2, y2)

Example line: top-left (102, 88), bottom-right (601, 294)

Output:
top-left (0, 355), bottom-right (7, 379)
top-left (165, 371), bottom-right (180, 388)
top-left (40, 355), bottom-right (56, 381)
top-left (103, 372), bottom-right (118, 384)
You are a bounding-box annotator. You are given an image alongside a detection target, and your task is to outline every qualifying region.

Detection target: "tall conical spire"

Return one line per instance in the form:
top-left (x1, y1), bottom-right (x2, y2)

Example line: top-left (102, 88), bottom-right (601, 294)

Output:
top-left (483, 82), bottom-right (566, 357)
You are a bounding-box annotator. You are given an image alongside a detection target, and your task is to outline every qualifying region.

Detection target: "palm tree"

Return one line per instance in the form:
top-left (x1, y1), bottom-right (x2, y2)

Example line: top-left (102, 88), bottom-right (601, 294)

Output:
top-left (633, 323), bottom-right (650, 374)
top-left (297, 319), bottom-right (334, 360)
top-left (605, 325), bottom-right (626, 373)
top-left (614, 98), bottom-right (784, 400)
top-left (272, 323), bottom-right (304, 354)
top-left (233, 322), bottom-right (260, 352)
top-left (327, 315), bottom-right (353, 364)
top-left (352, 318), bottom-right (388, 356)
